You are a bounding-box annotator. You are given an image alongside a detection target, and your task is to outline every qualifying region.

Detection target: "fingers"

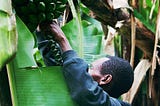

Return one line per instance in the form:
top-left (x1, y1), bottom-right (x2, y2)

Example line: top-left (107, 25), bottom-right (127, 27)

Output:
top-left (49, 24), bottom-right (59, 35)
top-left (49, 22), bottom-right (63, 35)
top-left (38, 20), bottom-right (64, 42)
top-left (38, 20), bottom-right (56, 35)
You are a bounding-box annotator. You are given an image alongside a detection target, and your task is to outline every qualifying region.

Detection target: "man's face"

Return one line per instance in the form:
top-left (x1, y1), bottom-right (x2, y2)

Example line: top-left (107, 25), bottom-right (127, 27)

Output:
top-left (88, 57), bottom-right (110, 83)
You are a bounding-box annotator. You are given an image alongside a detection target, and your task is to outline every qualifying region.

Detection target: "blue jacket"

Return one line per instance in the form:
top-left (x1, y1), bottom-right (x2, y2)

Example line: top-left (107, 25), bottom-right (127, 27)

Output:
top-left (62, 50), bottom-right (131, 106)
top-left (36, 32), bottom-right (131, 106)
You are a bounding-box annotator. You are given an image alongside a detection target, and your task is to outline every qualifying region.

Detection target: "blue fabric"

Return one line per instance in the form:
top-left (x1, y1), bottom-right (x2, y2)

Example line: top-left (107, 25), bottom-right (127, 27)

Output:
top-left (62, 50), bottom-right (131, 106)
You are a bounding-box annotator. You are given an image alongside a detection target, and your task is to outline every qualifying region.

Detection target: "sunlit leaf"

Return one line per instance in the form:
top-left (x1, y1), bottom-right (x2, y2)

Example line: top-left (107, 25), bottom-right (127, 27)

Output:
top-left (14, 16), bottom-right (37, 68)
top-left (7, 64), bottom-right (77, 106)
top-left (80, 3), bottom-right (90, 15)
top-left (62, 18), bottom-right (79, 52)
top-left (82, 20), bottom-right (103, 55)
top-left (0, 0), bottom-right (17, 69)
top-left (62, 18), bottom-right (105, 63)
top-left (6, 16), bottom-right (77, 105)
top-left (33, 48), bottom-right (45, 67)
top-left (67, 0), bottom-right (84, 57)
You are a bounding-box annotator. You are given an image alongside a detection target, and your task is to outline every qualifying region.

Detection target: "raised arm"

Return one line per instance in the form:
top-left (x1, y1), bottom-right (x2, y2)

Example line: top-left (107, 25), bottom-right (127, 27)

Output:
top-left (39, 21), bottom-right (72, 52)
top-left (38, 21), bottom-right (130, 106)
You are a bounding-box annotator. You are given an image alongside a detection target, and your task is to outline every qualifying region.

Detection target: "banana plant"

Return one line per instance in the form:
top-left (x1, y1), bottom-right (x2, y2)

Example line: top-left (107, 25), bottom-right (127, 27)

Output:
top-left (62, 1), bottom-right (105, 63)
top-left (6, 15), bottom-right (77, 106)
top-left (62, 18), bottom-right (105, 63)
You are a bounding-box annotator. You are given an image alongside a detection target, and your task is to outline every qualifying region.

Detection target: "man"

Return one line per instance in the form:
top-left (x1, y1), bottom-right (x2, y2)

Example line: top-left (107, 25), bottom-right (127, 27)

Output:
top-left (36, 21), bottom-right (134, 106)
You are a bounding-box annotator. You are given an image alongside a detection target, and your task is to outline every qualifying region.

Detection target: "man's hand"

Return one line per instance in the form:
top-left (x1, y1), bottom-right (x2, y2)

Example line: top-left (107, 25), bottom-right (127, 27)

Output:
top-left (49, 21), bottom-right (66, 43)
top-left (39, 20), bottom-right (72, 52)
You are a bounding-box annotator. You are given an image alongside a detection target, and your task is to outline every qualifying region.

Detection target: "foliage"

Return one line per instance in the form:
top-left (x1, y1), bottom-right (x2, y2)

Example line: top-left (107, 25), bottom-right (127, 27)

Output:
top-left (14, 16), bottom-right (37, 68)
top-left (6, 16), bottom-right (77, 106)
top-left (62, 18), bottom-right (105, 63)
top-left (134, 0), bottom-right (159, 33)
top-left (0, 0), bottom-right (17, 69)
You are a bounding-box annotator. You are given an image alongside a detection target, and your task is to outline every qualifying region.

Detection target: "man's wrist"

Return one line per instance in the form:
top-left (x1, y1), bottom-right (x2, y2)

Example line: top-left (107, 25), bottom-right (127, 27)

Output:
top-left (58, 37), bottom-right (72, 52)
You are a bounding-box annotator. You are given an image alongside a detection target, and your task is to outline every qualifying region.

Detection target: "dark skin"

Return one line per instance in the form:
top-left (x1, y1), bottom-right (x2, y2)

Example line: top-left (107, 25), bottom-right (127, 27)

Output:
top-left (38, 21), bottom-right (72, 52)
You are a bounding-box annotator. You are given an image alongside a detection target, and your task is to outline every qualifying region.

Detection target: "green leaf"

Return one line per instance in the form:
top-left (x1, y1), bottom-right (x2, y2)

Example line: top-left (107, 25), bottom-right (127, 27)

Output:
top-left (134, 9), bottom-right (156, 33)
top-left (62, 18), bottom-right (80, 52)
top-left (82, 20), bottom-right (103, 54)
top-left (0, 2), bottom-right (17, 69)
top-left (13, 16), bottom-right (37, 68)
top-left (33, 48), bottom-right (45, 67)
top-left (6, 16), bottom-right (77, 106)
top-left (135, 0), bottom-right (159, 33)
top-left (67, 0), bottom-right (84, 58)
top-left (62, 18), bottom-right (105, 63)
top-left (62, 0), bottom-right (105, 62)
top-left (7, 64), bottom-right (77, 106)
top-left (114, 34), bottom-right (122, 57)
top-left (80, 3), bottom-right (90, 15)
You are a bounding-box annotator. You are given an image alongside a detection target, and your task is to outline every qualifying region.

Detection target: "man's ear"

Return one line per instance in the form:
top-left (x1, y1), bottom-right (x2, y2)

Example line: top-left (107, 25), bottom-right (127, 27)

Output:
top-left (99, 74), bottom-right (112, 85)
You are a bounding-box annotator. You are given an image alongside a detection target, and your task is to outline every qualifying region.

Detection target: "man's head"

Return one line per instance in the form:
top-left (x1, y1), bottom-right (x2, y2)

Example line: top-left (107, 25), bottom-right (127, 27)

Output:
top-left (88, 56), bottom-right (134, 98)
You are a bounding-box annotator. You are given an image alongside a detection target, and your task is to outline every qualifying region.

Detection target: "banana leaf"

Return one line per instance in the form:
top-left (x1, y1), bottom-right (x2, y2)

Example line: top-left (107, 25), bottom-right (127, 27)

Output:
top-left (0, 0), bottom-right (17, 69)
top-left (13, 16), bottom-right (37, 68)
top-left (67, 0), bottom-right (84, 58)
top-left (6, 16), bottom-right (77, 106)
top-left (62, 18), bottom-right (105, 63)
top-left (7, 65), bottom-right (77, 106)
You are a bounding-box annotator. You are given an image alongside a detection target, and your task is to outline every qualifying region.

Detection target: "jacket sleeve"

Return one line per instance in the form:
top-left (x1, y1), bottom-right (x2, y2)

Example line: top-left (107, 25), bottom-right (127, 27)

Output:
top-left (62, 50), bottom-right (123, 106)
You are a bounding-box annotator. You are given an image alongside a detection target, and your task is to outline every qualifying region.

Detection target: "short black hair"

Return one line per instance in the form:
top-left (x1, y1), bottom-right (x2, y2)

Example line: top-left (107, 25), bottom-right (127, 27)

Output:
top-left (99, 56), bottom-right (134, 98)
